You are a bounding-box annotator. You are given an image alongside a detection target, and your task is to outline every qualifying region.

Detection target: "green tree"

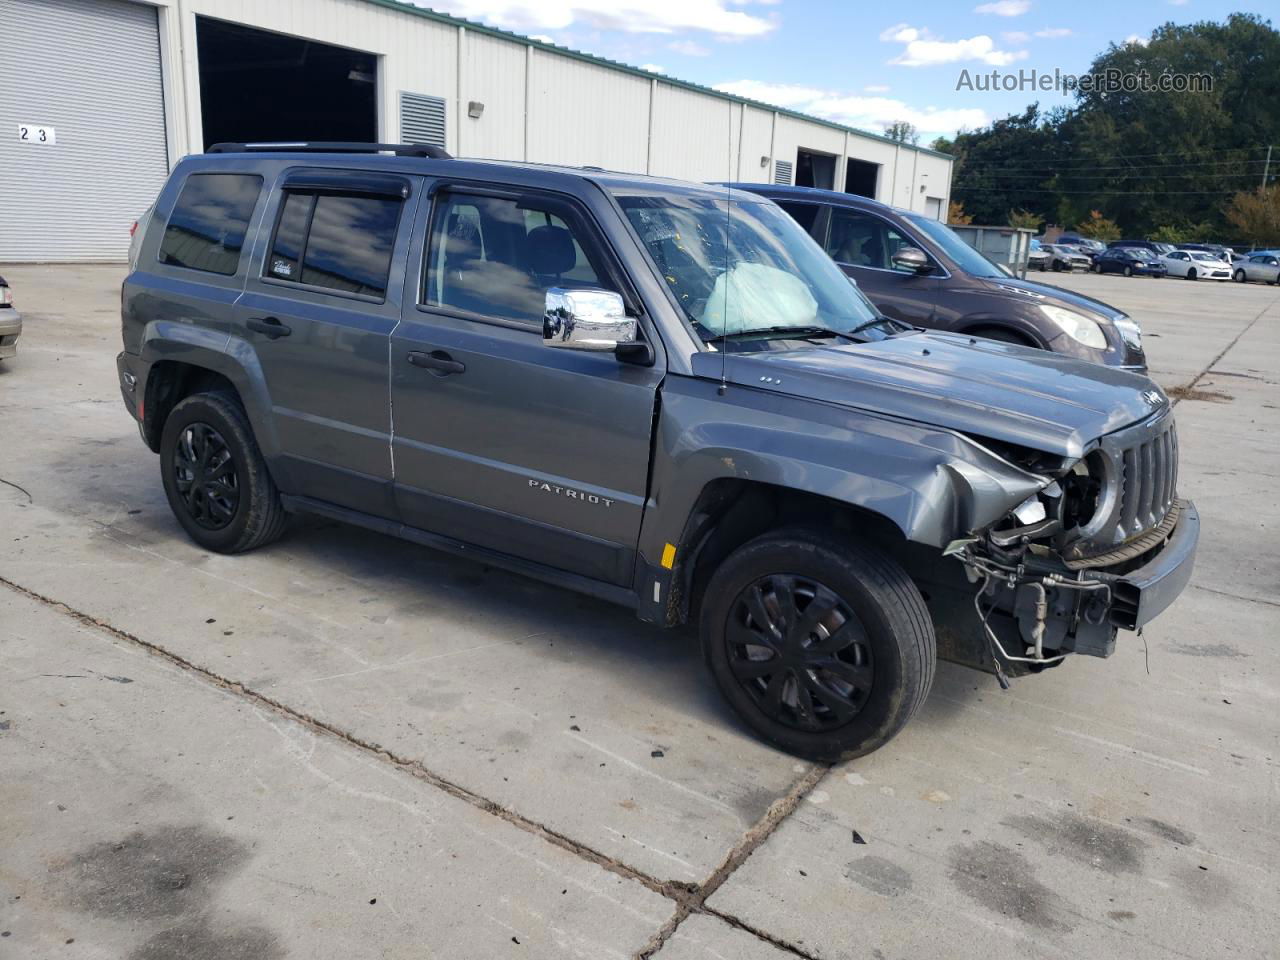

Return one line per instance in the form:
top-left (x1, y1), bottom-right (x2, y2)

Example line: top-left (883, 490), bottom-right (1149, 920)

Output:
top-left (1008, 209), bottom-right (1042, 231)
top-left (945, 14), bottom-right (1280, 238)
top-left (884, 120), bottom-right (919, 145)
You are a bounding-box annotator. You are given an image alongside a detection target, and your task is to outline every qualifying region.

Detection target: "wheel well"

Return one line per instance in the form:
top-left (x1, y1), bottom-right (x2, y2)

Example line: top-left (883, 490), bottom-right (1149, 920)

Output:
top-left (141, 361), bottom-right (239, 452)
top-left (671, 479), bottom-right (913, 626)
top-left (961, 324), bottom-right (1039, 348)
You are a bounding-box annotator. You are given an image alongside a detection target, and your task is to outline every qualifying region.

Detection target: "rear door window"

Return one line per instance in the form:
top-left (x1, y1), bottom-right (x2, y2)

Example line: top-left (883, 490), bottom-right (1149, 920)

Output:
top-left (159, 173), bottom-right (263, 275)
top-left (266, 191), bottom-right (404, 299)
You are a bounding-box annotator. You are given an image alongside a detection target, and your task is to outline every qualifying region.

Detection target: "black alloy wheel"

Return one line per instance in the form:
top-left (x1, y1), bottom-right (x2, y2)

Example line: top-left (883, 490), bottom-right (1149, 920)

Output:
top-left (172, 422), bottom-right (240, 529)
top-left (725, 574), bottom-right (874, 731)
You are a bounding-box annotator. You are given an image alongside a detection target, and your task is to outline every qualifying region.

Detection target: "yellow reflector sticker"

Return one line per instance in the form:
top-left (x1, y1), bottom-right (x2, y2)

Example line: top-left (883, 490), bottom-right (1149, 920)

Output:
top-left (661, 543), bottom-right (676, 569)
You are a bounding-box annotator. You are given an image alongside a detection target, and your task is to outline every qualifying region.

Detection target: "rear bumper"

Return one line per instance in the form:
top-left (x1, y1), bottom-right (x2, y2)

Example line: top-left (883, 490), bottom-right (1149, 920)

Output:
top-left (0, 309), bottom-right (21, 359)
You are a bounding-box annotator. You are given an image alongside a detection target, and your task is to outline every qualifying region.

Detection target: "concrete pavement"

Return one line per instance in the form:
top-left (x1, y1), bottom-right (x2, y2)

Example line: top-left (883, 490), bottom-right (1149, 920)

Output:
top-left (1, 264), bottom-right (1276, 958)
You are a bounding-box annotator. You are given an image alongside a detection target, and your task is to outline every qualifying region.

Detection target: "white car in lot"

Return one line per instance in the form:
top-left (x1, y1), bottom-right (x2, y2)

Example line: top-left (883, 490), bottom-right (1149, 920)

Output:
top-left (1232, 253), bottom-right (1280, 285)
top-left (1162, 250), bottom-right (1232, 281)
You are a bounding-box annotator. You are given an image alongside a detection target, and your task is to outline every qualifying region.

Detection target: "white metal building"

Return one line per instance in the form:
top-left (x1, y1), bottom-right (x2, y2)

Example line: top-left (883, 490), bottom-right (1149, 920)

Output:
top-left (0, 0), bottom-right (954, 262)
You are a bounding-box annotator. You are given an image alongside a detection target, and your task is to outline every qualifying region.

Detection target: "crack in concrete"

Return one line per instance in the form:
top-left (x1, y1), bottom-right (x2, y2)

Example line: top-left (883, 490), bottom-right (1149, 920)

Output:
top-left (1190, 582), bottom-right (1280, 609)
top-left (1, 574), bottom-right (826, 959)
top-left (1169, 291), bottom-right (1279, 407)
top-left (635, 765), bottom-right (830, 960)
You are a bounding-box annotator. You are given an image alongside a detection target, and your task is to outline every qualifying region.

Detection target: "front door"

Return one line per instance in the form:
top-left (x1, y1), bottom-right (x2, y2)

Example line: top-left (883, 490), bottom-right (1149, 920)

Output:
top-left (235, 170), bottom-right (419, 518)
top-left (823, 207), bottom-right (938, 327)
top-left (389, 186), bottom-right (663, 587)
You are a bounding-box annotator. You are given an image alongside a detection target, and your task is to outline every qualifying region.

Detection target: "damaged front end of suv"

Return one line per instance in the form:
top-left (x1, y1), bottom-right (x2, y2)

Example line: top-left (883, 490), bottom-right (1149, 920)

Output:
top-left (939, 401), bottom-right (1199, 685)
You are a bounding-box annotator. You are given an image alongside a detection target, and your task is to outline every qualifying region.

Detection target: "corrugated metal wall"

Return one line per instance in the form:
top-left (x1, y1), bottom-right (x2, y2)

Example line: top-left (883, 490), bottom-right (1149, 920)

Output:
top-left (526, 50), bottom-right (650, 172)
top-left (0, 0), bottom-right (169, 261)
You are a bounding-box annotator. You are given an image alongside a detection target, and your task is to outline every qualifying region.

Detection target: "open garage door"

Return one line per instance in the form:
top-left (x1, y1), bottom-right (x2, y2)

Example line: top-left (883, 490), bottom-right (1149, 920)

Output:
top-left (196, 18), bottom-right (378, 149)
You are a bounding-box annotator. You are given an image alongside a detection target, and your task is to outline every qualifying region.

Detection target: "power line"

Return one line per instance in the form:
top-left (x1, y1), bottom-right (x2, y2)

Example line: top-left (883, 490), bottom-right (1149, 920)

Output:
top-left (947, 146), bottom-right (1268, 171)
top-left (954, 186), bottom-right (1247, 196)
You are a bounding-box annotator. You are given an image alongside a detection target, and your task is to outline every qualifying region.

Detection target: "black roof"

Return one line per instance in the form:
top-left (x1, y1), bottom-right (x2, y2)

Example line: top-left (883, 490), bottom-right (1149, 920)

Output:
top-left (194, 146), bottom-right (744, 200)
top-left (721, 182), bottom-right (916, 217)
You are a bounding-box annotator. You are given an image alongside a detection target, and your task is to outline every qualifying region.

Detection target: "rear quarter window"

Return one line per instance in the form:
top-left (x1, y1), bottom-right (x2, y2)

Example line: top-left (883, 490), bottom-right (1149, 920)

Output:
top-left (158, 173), bottom-right (263, 275)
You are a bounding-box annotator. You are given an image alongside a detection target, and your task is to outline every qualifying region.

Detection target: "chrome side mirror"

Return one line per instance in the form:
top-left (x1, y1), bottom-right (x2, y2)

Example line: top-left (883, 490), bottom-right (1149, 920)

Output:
top-left (891, 246), bottom-right (933, 274)
top-left (543, 288), bottom-right (636, 351)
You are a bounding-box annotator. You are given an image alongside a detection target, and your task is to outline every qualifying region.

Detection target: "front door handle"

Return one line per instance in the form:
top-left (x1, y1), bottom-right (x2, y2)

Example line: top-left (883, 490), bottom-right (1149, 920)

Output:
top-left (407, 350), bottom-right (466, 375)
top-left (247, 316), bottom-right (291, 339)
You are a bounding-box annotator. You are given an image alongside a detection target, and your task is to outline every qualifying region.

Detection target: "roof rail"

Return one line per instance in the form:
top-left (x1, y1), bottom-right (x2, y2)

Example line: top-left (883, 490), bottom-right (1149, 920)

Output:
top-left (206, 142), bottom-right (452, 159)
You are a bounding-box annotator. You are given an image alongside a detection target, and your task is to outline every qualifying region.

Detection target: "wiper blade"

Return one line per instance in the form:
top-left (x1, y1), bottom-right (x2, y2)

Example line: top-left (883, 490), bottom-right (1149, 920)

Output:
top-left (848, 316), bottom-right (911, 336)
top-left (715, 325), bottom-right (856, 342)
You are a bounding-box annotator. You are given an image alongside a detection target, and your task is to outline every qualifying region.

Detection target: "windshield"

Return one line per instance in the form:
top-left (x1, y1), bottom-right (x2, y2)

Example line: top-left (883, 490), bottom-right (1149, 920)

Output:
top-left (617, 194), bottom-right (885, 343)
top-left (902, 214), bottom-right (1005, 278)
top-left (1190, 252), bottom-right (1218, 262)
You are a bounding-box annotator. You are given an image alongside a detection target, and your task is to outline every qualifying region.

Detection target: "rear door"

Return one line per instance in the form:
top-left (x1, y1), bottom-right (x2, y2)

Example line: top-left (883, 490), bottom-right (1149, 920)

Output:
top-left (822, 206), bottom-right (938, 327)
top-left (389, 184), bottom-right (663, 587)
top-left (235, 169), bottom-right (420, 518)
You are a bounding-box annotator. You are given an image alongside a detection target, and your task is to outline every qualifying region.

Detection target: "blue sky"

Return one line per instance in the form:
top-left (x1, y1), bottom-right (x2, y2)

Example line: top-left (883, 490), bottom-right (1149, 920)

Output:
top-left (417, 1), bottom-right (1275, 142)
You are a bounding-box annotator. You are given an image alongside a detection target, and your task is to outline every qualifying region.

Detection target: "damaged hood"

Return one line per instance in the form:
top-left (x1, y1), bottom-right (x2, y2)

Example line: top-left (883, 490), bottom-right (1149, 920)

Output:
top-left (695, 332), bottom-right (1163, 459)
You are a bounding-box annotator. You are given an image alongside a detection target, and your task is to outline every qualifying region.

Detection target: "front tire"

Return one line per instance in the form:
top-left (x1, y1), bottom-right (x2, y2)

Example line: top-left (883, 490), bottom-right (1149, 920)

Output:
top-left (699, 529), bottom-right (935, 762)
top-left (1186, 268), bottom-right (1197, 280)
top-left (1123, 265), bottom-right (1133, 277)
top-left (1233, 269), bottom-right (1246, 282)
top-left (160, 391), bottom-right (287, 554)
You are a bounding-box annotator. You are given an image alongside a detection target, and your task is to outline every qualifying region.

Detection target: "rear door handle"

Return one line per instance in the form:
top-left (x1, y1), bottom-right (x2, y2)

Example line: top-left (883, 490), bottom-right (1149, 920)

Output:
top-left (247, 316), bottom-right (291, 339)
top-left (407, 350), bottom-right (465, 375)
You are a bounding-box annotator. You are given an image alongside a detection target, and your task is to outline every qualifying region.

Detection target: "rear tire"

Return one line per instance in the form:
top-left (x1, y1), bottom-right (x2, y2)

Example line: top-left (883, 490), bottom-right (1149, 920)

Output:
top-left (699, 529), bottom-right (935, 762)
top-left (160, 391), bottom-right (287, 554)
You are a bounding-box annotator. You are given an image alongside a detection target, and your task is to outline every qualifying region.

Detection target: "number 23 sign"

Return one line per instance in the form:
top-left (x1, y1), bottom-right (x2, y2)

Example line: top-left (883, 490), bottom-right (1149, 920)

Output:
top-left (18, 124), bottom-right (56, 145)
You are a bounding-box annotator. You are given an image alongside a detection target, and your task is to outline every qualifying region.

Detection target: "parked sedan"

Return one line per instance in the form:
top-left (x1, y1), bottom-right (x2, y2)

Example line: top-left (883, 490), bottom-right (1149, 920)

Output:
top-left (1027, 238), bottom-right (1051, 271)
top-left (0, 275), bottom-right (20, 361)
top-left (1162, 250), bottom-right (1233, 281)
top-left (1044, 243), bottom-right (1093, 271)
top-left (1094, 247), bottom-right (1167, 277)
top-left (1233, 253), bottom-right (1280, 284)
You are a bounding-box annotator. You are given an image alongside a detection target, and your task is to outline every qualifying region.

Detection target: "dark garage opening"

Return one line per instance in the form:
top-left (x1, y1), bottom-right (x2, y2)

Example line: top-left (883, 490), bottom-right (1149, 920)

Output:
top-left (196, 17), bottom-right (378, 149)
top-left (795, 149), bottom-right (836, 190)
top-left (845, 158), bottom-right (878, 198)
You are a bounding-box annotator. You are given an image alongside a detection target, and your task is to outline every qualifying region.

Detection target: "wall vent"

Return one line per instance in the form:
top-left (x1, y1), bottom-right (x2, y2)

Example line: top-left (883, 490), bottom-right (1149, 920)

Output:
top-left (773, 160), bottom-right (793, 185)
top-left (400, 92), bottom-right (447, 147)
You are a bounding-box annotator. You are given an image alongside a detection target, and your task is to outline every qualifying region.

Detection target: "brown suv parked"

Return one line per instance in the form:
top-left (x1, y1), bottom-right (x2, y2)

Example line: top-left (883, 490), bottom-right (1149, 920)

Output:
top-left (733, 185), bottom-right (1146, 372)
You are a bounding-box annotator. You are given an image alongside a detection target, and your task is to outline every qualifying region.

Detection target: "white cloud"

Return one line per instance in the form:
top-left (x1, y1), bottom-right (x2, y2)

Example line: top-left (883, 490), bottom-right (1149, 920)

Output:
top-left (1124, 33), bottom-right (1150, 46)
top-left (668, 39), bottom-right (711, 55)
top-left (883, 26), bottom-right (1029, 67)
top-left (640, 63), bottom-right (667, 73)
top-left (1003, 31), bottom-right (1029, 43)
top-left (864, 84), bottom-right (891, 93)
top-left (879, 23), bottom-right (918, 43)
top-left (1034, 27), bottom-right (1072, 37)
top-left (715, 79), bottom-right (989, 140)
top-left (1168, 0), bottom-right (1189, 6)
top-left (528, 33), bottom-right (555, 43)
top-left (418, 0), bottom-right (774, 36)
top-left (974, 0), bottom-right (1031, 15)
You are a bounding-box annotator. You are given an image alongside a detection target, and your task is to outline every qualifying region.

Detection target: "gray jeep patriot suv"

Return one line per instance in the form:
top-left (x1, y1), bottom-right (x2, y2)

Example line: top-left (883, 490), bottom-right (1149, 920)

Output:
top-left (117, 143), bottom-right (1199, 761)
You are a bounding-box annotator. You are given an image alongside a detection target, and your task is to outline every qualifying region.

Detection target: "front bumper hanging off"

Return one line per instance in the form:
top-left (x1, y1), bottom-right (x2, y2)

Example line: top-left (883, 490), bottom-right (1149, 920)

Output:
top-left (957, 499), bottom-right (1199, 674)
